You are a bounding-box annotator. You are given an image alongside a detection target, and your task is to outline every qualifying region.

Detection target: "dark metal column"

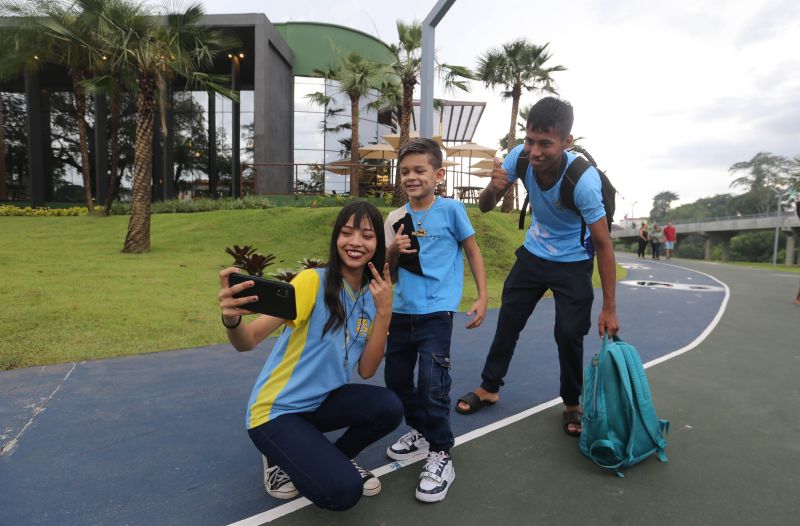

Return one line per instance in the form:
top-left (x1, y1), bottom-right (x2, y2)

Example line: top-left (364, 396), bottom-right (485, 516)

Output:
top-left (151, 107), bottom-right (162, 201)
top-left (24, 69), bottom-right (45, 207)
top-left (162, 81), bottom-right (175, 200)
top-left (207, 91), bottom-right (217, 197)
top-left (231, 55), bottom-right (241, 197)
top-left (41, 90), bottom-right (53, 201)
top-left (94, 92), bottom-right (108, 203)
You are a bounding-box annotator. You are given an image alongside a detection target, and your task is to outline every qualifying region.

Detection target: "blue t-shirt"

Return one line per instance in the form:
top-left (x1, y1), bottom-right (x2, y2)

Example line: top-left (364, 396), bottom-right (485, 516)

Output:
top-left (505, 144), bottom-right (605, 262)
top-left (245, 268), bottom-right (375, 428)
top-left (384, 197), bottom-right (475, 314)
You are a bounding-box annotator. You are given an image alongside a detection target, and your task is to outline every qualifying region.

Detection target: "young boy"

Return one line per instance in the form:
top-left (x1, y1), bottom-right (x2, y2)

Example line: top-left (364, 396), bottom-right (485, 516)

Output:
top-left (384, 138), bottom-right (488, 503)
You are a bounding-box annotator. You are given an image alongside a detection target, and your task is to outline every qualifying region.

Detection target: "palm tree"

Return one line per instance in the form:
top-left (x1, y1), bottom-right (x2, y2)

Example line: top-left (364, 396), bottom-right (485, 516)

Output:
top-left (0, 0), bottom-right (105, 211)
top-left (729, 152), bottom-right (793, 215)
top-left (311, 53), bottom-right (392, 197)
top-left (389, 20), bottom-right (472, 205)
top-left (96, 1), bottom-right (236, 252)
top-left (476, 39), bottom-right (565, 212)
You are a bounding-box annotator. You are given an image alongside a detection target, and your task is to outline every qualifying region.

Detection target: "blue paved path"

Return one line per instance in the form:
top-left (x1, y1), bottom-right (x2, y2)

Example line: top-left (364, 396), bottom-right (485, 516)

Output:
top-left (0, 255), bottom-right (728, 525)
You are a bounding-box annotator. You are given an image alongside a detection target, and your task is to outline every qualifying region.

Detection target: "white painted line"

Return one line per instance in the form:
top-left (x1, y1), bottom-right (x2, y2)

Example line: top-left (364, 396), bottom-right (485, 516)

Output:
top-left (0, 362), bottom-right (79, 457)
top-left (228, 262), bottom-right (730, 526)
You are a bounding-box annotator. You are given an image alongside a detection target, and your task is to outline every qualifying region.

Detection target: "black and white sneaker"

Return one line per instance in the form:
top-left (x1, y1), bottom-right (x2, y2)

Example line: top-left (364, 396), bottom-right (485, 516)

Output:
top-left (262, 455), bottom-right (298, 500)
top-left (415, 450), bottom-right (454, 503)
top-left (386, 429), bottom-right (430, 461)
top-left (351, 459), bottom-right (381, 496)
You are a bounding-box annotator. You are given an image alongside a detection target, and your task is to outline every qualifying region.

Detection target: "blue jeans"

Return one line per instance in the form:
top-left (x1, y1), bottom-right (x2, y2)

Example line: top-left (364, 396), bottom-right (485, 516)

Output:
top-left (247, 384), bottom-right (402, 511)
top-left (384, 311), bottom-right (454, 452)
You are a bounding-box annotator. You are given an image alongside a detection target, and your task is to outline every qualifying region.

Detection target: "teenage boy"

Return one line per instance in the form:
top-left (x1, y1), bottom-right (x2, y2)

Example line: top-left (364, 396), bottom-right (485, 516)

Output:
top-left (384, 138), bottom-right (488, 503)
top-left (455, 97), bottom-right (619, 437)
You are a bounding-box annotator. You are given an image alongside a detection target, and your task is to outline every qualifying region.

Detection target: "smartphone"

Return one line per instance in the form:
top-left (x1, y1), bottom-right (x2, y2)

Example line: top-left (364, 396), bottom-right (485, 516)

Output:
top-left (228, 273), bottom-right (297, 320)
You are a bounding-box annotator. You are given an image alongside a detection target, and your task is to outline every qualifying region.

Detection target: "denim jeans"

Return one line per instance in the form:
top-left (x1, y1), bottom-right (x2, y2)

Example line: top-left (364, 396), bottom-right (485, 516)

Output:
top-left (384, 311), bottom-right (454, 452)
top-left (480, 247), bottom-right (594, 406)
top-left (247, 384), bottom-right (402, 511)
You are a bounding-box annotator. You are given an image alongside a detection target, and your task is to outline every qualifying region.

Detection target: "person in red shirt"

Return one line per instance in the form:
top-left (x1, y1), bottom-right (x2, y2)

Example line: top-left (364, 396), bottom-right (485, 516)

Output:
top-left (663, 222), bottom-right (677, 259)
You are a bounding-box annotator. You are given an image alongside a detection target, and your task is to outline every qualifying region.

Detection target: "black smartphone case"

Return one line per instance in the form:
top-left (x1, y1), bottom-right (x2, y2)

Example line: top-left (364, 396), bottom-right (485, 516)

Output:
top-left (228, 273), bottom-right (297, 320)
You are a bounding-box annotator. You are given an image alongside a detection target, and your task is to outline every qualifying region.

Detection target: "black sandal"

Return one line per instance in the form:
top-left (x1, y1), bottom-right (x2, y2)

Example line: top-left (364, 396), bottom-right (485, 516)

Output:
top-left (455, 392), bottom-right (497, 415)
top-left (562, 410), bottom-right (583, 437)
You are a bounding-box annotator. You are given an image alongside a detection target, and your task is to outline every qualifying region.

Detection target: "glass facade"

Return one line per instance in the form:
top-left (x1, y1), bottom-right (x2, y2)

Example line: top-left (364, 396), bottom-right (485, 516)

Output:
top-left (294, 77), bottom-right (394, 194)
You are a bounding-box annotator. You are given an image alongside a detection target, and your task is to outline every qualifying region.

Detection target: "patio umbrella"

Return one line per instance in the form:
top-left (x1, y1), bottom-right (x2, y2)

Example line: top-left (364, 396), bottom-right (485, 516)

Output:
top-left (324, 160), bottom-right (355, 175)
top-left (446, 142), bottom-right (497, 194)
top-left (471, 158), bottom-right (497, 170)
top-left (357, 143), bottom-right (398, 160)
top-left (381, 132), bottom-right (444, 150)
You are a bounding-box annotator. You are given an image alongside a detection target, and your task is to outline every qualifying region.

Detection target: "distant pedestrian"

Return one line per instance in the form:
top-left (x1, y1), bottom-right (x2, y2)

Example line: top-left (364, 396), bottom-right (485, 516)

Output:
top-left (637, 221), bottom-right (649, 258)
top-left (650, 224), bottom-right (663, 259)
top-left (663, 221), bottom-right (677, 259)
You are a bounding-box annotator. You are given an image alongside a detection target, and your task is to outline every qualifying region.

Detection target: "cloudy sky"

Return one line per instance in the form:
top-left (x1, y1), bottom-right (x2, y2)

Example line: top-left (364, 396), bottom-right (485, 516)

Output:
top-left (201, 0), bottom-right (799, 216)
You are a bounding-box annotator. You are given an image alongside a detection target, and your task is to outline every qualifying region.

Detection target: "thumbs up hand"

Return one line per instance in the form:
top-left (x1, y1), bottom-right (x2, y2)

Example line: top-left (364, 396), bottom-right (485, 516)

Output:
top-left (490, 156), bottom-right (508, 192)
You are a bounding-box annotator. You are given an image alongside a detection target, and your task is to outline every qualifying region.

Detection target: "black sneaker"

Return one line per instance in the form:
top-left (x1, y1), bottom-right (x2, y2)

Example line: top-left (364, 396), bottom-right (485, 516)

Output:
top-left (350, 459), bottom-right (381, 496)
top-left (415, 450), bottom-right (455, 503)
top-left (262, 455), bottom-right (298, 500)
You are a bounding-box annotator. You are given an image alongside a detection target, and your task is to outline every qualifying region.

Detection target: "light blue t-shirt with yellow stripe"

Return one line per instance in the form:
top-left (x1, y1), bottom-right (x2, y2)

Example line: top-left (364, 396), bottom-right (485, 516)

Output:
top-left (246, 268), bottom-right (375, 429)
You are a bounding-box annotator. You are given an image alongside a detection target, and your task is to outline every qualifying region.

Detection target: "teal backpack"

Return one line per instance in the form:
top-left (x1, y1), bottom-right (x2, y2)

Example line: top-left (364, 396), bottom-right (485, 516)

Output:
top-left (580, 335), bottom-right (669, 477)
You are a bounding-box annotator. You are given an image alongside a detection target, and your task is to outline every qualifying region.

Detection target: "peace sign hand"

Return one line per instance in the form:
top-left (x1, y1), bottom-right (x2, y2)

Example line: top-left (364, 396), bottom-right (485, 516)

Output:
top-left (367, 262), bottom-right (393, 317)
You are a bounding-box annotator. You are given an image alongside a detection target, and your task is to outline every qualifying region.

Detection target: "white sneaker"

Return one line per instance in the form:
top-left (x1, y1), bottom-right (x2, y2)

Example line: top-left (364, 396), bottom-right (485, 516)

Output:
top-left (386, 429), bottom-right (430, 461)
top-left (415, 451), bottom-right (454, 503)
top-left (351, 459), bottom-right (381, 496)
top-left (262, 455), bottom-right (298, 500)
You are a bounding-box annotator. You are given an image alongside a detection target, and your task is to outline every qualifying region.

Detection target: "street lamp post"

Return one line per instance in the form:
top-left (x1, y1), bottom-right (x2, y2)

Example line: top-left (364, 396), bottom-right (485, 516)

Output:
top-left (630, 201), bottom-right (637, 229)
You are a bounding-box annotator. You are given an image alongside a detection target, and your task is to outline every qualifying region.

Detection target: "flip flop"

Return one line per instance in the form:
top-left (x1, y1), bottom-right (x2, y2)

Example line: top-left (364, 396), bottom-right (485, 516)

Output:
top-left (455, 392), bottom-right (496, 415)
top-left (562, 409), bottom-right (583, 437)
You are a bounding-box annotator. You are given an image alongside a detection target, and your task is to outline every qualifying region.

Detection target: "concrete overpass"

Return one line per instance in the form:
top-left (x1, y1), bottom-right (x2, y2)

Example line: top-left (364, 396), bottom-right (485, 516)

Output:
top-left (612, 212), bottom-right (800, 265)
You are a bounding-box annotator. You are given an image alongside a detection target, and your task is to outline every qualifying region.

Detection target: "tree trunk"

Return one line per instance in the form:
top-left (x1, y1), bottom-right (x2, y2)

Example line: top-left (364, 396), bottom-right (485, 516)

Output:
top-left (123, 77), bottom-right (155, 253)
top-left (349, 94), bottom-right (360, 197)
top-left (103, 91), bottom-right (121, 215)
top-left (391, 78), bottom-right (415, 206)
top-left (70, 72), bottom-right (94, 212)
top-left (500, 90), bottom-right (521, 213)
top-left (0, 91), bottom-right (7, 200)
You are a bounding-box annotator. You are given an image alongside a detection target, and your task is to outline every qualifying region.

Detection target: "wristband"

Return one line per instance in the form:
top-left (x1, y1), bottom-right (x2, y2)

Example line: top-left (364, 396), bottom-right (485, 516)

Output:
top-left (221, 314), bottom-right (242, 329)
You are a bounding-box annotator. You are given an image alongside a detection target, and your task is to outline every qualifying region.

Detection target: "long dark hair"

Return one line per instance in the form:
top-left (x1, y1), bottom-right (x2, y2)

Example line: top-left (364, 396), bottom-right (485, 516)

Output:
top-left (322, 201), bottom-right (386, 335)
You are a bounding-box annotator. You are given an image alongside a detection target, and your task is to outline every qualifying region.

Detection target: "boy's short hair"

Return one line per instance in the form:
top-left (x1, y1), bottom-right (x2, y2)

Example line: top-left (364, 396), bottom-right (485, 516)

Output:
top-left (397, 138), bottom-right (443, 169)
top-left (526, 97), bottom-right (574, 138)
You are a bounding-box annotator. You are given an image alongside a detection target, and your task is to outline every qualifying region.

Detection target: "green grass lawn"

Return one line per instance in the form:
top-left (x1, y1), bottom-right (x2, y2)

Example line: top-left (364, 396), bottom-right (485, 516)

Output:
top-left (0, 207), bottom-right (622, 370)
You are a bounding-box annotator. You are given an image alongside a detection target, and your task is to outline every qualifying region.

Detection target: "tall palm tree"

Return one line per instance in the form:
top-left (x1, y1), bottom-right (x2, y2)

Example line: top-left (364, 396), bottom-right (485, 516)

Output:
top-left (0, 0), bottom-right (104, 211)
top-left (97, 1), bottom-right (236, 252)
top-left (311, 53), bottom-right (392, 197)
top-left (476, 39), bottom-right (565, 212)
top-left (390, 20), bottom-right (472, 205)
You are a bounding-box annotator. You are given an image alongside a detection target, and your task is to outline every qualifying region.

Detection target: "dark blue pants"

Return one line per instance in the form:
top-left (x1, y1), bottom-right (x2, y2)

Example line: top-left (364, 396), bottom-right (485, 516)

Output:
top-left (384, 312), bottom-right (454, 452)
top-left (247, 384), bottom-right (402, 511)
top-left (480, 247), bottom-right (594, 406)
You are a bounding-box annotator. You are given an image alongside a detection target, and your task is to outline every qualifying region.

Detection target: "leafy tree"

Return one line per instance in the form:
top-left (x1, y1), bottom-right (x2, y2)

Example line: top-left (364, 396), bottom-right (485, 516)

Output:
top-left (96, 1), bottom-right (236, 252)
top-left (389, 20), bottom-right (471, 205)
top-left (649, 191), bottom-right (679, 223)
top-left (729, 152), bottom-right (793, 215)
top-left (476, 39), bottom-right (565, 212)
top-left (0, 0), bottom-right (106, 211)
top-left (310, 53), bottom-right (392, 197)
top-left (0, 91), bottom-right (6, 199)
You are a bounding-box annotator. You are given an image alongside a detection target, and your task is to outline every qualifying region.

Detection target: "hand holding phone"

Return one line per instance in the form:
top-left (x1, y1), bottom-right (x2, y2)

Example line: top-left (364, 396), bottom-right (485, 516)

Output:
top-left (227, 272), bottom-right (297, 320)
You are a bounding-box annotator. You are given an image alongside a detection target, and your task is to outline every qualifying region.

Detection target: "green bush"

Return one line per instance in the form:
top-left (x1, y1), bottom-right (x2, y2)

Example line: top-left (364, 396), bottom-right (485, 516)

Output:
top-left (0, 204), bottom-right (93, 216)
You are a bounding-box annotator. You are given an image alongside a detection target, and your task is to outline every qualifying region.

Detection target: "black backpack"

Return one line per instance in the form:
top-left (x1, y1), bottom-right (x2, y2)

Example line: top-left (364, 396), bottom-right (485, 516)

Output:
top-left (516, 146), bottom-right (616, 247)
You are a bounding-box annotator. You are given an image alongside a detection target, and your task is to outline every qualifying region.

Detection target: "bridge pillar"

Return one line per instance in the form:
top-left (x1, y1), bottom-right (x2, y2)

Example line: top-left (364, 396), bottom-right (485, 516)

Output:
top-left (704, 236), bottom-right (712, 261)
top-left (786, 228), bottom-right (799, 266)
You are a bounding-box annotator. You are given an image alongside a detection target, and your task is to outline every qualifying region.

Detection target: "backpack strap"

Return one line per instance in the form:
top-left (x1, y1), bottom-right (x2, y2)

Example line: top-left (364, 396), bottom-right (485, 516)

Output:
top-left (560, 156), bottom-right (592, 246)
top-left (516, 154), bottom-right (530, 230)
